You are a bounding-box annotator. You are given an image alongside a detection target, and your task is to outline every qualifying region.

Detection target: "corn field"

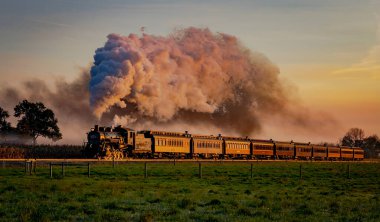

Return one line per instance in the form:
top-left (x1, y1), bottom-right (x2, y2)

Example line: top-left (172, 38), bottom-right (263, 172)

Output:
top-left (0, 144), bottom-right (83, 159)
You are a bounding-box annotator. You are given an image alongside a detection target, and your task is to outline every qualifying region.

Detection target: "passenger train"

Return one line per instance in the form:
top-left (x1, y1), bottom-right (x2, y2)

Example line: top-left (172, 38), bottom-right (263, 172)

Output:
top-left (84, 125), bottom-right (364, 160)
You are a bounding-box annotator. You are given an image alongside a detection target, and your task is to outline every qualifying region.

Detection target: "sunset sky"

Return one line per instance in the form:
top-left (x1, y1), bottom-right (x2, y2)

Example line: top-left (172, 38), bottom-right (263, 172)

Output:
top-left (0, 0), bottom-right (379, 143)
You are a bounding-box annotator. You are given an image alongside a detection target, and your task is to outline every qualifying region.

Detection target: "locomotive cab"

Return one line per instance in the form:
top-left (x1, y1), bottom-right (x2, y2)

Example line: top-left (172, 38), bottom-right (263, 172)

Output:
top-left (113, 125), bottom-right (135, 147)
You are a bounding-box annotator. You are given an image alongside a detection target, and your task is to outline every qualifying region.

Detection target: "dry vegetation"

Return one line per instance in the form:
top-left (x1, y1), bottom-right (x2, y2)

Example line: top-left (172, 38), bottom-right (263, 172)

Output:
top-left (0, 144), bottom-right (83, 159)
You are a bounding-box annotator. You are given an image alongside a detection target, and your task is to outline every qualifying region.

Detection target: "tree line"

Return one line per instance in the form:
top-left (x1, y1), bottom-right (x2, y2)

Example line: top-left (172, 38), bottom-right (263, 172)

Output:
top-left (340, 128), bottom-right (380, 158)
top-left (0, 100), bottom-right (62, 145)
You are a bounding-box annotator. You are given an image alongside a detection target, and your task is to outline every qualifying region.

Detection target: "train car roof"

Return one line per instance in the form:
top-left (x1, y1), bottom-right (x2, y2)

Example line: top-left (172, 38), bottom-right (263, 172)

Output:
top-left (142, 130), bottom-right (190, 137)
top-left (293, 142), bottom-right (311, 146)
top-left (192, 134), bottom-right (220, 140)
top-left (223, 136), bottom-right (250, 141)
top-left (274, 141), bottom-right (294, 145)
top-left (251, 139), bottom-right (274, 144)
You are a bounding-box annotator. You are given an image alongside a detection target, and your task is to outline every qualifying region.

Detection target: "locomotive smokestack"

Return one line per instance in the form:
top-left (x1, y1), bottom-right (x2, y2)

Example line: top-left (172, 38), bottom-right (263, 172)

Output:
top-left (94, 125), bottom-right (99, 132)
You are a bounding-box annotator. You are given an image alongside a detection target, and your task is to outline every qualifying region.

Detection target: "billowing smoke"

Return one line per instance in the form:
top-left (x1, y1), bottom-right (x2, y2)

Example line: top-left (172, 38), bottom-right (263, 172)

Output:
top-left (0, 27), bottom-right (339, 144)
top-left (90, 27), bottom-right (306, 136)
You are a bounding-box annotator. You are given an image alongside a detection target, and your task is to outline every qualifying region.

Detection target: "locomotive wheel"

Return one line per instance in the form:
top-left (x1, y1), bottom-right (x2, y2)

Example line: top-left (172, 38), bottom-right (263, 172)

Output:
top-left (112, 151), bottom-right (123, 160)
top-left (104, 145), bottom-right (112, 160)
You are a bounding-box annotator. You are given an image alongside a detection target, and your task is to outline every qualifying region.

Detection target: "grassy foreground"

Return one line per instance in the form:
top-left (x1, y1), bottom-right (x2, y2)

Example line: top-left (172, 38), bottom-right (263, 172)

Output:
top-left (0, 162), bottom-right (379, 221)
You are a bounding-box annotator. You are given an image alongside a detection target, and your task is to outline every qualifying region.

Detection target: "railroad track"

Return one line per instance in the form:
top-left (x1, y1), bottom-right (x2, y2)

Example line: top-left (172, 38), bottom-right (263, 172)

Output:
top-left (0, 158), bottom-right (377, 163)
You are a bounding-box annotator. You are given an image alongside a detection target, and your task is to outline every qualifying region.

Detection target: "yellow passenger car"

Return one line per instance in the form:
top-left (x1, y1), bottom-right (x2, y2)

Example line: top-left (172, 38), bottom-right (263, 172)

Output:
top-left (312, 145), bottom-right (327, 160)
top-left (275, 141), bottom-right (295, 159)
top-left (224, 137), bottom-right (251, 158)
top-left (145, 131), bottom-right (191, 157)
top-left (327, 146), bottom-right (340, 160)
top-left (340, 147), bottom-right (354, 160)
top-left (295, 142), bottom-right (312, 160)
top-left (353, 147), bottom-right (364, 160)
top-left (192, 135), bottom-right (223, 158)
top-left (252, 140), bottom-right (274, 159)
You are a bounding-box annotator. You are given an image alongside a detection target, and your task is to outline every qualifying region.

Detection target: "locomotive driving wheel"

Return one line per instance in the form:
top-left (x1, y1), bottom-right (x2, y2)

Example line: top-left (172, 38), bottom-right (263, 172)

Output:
top-left (115, 151), bottom-right (121, 160)
top-left (112, 150), bottom-right (124, 160)
top-left (104, 145), bottom-right (114, 160)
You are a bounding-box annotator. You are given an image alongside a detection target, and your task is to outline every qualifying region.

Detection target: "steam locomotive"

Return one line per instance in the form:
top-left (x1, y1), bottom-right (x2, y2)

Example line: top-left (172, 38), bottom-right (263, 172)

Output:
top-left (84, 125), bottom-right (364, 160)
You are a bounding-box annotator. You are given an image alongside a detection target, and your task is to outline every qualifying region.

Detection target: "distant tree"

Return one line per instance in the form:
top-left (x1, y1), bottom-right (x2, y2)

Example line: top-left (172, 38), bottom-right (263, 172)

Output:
top-left (341, 128), bottom-right (365, 147)
top-left (0, 107), bottom-right (11, 132)
top-left (363, 135), bottom-right (380, 158)
top-left (14, 100), bottom-right (62, 145)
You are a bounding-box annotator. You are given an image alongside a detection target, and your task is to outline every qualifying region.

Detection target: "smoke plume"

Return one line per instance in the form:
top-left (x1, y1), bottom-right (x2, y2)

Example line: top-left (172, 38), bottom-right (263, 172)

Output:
top-left (0, 27), bottom-right (338, 144)
top-left (90, 27), bottom-right (322, 136)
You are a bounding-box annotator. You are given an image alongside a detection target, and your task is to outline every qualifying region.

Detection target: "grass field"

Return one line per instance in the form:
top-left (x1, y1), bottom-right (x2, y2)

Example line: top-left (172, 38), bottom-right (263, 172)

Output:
top-left (0, 161), bottom-right (379, 221)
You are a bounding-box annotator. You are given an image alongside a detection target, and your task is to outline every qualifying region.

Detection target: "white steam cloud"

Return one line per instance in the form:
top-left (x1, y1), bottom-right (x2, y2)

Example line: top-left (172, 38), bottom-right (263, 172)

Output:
top-left (90, 27), bottom-right (296, 135)
top-left (0, 27), bottom-right (338, 144)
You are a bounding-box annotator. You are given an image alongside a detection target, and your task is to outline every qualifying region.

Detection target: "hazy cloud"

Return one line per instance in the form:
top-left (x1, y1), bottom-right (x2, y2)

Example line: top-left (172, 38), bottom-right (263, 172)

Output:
top-left (333, 21), bottom-right (380, 79)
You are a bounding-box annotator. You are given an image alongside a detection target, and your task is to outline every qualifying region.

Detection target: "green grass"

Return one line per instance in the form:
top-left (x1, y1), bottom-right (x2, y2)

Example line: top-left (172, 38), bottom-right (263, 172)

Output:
top-left (0, 162), bottom-right (379, 221)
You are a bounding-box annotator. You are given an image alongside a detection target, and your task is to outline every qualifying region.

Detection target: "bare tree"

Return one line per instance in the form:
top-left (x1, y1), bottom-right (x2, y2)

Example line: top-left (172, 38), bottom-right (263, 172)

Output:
top-left (341, 128), bottom-right (365, 147)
